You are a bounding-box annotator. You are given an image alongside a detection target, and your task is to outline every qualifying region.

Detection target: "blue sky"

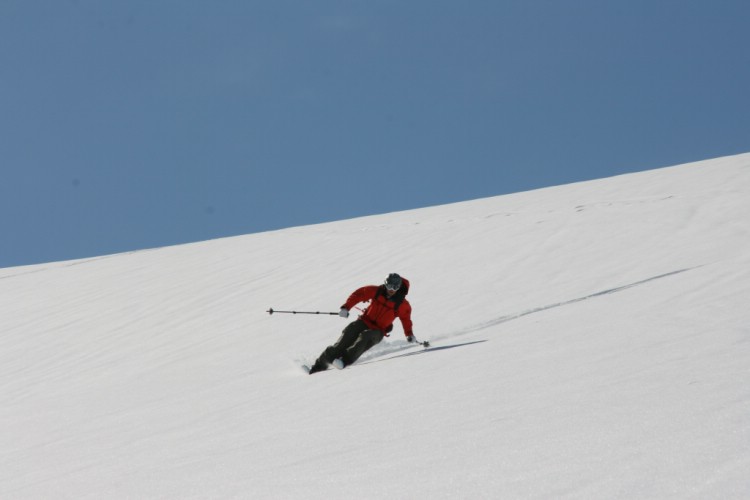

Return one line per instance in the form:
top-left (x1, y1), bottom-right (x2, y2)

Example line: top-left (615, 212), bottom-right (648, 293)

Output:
top-left (2, 0), bottom-right (748, 269)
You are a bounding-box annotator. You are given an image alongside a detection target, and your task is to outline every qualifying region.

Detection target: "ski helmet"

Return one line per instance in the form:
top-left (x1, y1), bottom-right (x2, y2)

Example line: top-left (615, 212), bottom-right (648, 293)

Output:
top-left (384, 273), bottom-right (402, 292)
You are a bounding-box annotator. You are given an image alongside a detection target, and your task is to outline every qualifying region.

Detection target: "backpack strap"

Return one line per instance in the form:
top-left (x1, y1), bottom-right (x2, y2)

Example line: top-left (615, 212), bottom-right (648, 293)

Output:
top-left (377, 284), bottom-right (407, 313)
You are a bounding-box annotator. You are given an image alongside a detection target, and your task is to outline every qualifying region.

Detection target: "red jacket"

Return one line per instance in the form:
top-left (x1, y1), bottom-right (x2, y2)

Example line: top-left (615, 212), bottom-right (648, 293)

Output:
top-left (342, 279), bottom-right (413, 337)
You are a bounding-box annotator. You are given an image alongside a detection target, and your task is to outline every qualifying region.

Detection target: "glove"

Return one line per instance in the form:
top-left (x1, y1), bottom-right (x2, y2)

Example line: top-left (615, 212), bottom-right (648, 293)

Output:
top-left (406, 335), bottom-right (415, 343)
top-left (339, 308), bottom-right (350, 318)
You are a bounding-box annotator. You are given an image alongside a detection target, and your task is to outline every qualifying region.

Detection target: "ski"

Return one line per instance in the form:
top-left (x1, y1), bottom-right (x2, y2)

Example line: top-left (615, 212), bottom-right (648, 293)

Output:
top-left (302, 339), bottom-right (432, 375)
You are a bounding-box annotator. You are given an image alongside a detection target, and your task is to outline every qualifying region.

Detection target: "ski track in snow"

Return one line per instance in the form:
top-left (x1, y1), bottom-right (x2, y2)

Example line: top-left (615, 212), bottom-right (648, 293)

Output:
top-left (454, 266), bottom-right (698, 338)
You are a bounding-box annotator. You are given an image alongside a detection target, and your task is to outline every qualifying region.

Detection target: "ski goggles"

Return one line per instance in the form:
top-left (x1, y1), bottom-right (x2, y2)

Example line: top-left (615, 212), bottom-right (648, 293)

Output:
top-left (385, 281), bottom-right (401, 292)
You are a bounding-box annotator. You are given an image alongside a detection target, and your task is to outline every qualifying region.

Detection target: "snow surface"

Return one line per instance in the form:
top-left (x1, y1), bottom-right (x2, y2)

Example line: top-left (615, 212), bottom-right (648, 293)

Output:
top-left (2, 153), bottom-right (750, 499)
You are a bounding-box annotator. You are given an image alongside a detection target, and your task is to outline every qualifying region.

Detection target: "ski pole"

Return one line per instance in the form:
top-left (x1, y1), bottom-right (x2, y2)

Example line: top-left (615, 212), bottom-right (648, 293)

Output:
top-left (267, 308), bottom-right (339, 316)
top-left (412, 338), bottom-right (430, 348)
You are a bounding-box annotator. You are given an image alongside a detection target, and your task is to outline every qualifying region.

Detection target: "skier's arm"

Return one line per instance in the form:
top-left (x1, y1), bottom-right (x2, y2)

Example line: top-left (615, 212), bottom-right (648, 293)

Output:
top-left (398, 300), bottom-right (413, 337)
top-left (341, 286), bottom-right (378, 311)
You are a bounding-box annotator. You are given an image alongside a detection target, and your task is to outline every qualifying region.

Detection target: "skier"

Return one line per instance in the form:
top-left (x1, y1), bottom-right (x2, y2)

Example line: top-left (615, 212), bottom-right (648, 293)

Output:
top-left (308, 273), bottom-right (415, 374)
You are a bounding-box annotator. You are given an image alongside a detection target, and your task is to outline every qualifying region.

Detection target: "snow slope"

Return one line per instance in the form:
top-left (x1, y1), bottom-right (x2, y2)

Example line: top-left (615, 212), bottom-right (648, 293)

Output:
top-left (2, 153), bottom-right (750, 499)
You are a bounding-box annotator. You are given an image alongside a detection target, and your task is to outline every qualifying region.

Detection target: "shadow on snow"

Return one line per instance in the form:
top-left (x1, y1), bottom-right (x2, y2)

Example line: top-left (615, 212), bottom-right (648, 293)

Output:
top-left (360, 340), bottom-right (489, 365)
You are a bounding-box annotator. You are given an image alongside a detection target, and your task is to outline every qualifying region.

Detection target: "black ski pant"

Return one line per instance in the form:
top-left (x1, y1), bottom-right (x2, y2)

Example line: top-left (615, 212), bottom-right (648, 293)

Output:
top-left (315, 319), bottom-right (384, 367)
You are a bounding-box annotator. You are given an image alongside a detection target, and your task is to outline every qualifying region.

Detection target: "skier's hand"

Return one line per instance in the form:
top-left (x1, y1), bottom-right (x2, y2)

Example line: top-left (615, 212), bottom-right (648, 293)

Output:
top-left (406, 335), bottom-right (415, 343)
top-left (339, 308), bottom-right (350, 318)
